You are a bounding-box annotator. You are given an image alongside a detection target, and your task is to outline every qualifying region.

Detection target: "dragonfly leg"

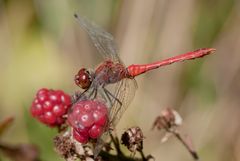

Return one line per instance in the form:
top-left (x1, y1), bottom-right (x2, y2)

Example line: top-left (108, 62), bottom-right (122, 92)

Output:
top-left (71, 91), bottom-right (81, 104)
top-left (93, 88), bottom-right (98, 99)
top-left (85, 87), bottom-right (97, 100)
top-left (103, 87), bottom-right (122, 106)
top-left (72, 88), bottom-right (90, 103)
top-left (99, 88), bottom-right (113, 108)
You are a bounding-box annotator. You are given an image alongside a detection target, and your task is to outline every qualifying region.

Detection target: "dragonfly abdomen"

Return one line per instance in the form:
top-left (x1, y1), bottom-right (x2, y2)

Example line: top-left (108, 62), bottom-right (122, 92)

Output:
top-left (126, 48), bottom-right (216, 78)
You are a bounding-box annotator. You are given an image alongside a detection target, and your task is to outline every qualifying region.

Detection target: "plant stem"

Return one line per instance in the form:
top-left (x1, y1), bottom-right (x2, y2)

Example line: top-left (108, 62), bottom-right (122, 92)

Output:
top-left (139, 150), bottom-right (148, 161)
top-left (110, 133), bottom-right (123, 156)
top-left (172, 131), bottom-right (199, 160)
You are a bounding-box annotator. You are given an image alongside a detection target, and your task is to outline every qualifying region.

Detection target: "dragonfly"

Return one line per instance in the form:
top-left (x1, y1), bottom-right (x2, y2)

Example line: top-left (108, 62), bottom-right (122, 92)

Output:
top-left (72, 14), bottom-right (216, 156)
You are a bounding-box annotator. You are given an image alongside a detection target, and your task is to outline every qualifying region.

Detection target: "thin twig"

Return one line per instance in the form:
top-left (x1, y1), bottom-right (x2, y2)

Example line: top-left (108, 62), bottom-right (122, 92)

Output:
top-left (110, 133), bottom-right (123, 156)
top-left (171, 130), bottom-right (199, 160)
top-left (139, 150), bottom-right (148, 161)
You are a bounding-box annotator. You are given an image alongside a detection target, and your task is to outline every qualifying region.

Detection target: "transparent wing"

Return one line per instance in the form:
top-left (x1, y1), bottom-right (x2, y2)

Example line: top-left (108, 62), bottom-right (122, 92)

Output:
top-left (74, 14), bottom-right (122, 63)
top-left (109, 78), bottom-right (138, 127)
top-left (93, 78), bottom-right (137, 157)
top-left (74, 14), bottom-right (137, 156)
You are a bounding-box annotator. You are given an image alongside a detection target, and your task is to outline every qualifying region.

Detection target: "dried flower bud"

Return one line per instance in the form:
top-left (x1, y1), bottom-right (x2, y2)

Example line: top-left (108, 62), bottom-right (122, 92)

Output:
top-left (54, 132), bottom-right (77, 161)
top-left (54, 131), bottom-right (97, 161)
top-left (152, 108), bottom-right (199, 160)
top-left (152, 108), bottom-right (182, 131)
top-left (121, 126), bottom-right (144, 153)
top-left (72, 139), bottom-right (95, 161)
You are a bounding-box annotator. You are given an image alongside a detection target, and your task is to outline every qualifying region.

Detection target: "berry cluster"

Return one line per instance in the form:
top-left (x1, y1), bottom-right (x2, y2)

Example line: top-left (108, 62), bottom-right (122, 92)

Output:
top-left (30, 88), bottom-right (71, 127)
top-left (68, 100), bottom-right (108, 143)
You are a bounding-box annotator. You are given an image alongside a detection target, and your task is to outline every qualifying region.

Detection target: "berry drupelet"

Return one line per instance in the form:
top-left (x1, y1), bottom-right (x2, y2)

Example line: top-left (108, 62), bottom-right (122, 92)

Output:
top-left (68, 99), bottom-right (108, 143)
top-left (30, 88), bottom-right (71, 127)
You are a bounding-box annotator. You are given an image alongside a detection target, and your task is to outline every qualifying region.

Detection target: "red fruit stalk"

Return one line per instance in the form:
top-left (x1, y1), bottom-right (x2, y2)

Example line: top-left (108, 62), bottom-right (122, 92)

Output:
top-left (30, 88), bottom-right (71, 127)
top-left (68, 99), bottom-right (108, 143)
top-left (127, 48), bottom-right (216, 77)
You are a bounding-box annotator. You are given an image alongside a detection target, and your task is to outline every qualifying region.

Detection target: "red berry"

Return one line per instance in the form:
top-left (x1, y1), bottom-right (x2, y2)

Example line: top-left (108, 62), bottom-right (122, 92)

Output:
top-left (55, 117), bottom-right (64, 125)
top-left (95, 101), bottom-right (108, 115)
top-left (30, 88), bottom-right (71, 127)
top-left (31, 103), bottom-right (43, 116)
top-left (95, 115), bottom-right (107, 126)
top-left (61, 94), bottom-right (71, 107)
top-left (49, 93), bottom-right (60, 103)
top-left (44, 112), bottom-right (56, 124)
top-left (78, 113), bottom-right (94, 127)
top-left (81, 102), bottom-right (94, 113)
top-left (88, 124), bottom-right (103, 139)
top-left (68, 100), bottom-right (105, 128)
top-left (68, 100), bottom-right (94, 128)
top-left (75, 125), bottom-right (89, 137)
top-left (93, 110), bottom-right (107, 126)
top-left (73, 129), bottom-right (89, 144)
top-left (37, 88), bottom-right (48, 97)
top-left (38, 115), bottom-right (46, 124)
top-left (52, 104), bottom-right (66, 117)
top-left (67, 101), bottom-right (93, 128)
top-left (68, 99), bottom-right (109, 143)
top-left (43, 100), bottom-right (53, 112)
top-left (38, 94), bottom-right (48, 103)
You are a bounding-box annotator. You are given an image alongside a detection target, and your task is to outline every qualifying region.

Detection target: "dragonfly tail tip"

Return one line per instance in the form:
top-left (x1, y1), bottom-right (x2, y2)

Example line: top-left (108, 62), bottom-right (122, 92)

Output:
top-left (207, 48), bottom-right (216, 54)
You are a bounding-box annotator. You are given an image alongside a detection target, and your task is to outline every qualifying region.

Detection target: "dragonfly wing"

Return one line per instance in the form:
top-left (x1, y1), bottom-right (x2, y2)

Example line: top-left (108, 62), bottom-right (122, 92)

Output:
top-left (93, 78), bottom-right (137, 157)
top-left (109, 78), bottom-right (138, 127)
top-left (74, 14), bottom-right (122, 63)
top-left (93, 131), bottom-right (110, 158)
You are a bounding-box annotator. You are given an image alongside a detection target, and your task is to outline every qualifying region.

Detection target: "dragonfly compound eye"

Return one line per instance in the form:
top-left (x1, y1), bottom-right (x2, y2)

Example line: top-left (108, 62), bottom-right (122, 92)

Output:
top-left (75, 68), bottom-right (92, 89)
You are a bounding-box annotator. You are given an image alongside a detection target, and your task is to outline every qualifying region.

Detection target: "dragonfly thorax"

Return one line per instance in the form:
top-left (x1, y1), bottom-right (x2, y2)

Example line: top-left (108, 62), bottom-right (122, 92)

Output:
top-left (94, 60), bottom-right (127, 86)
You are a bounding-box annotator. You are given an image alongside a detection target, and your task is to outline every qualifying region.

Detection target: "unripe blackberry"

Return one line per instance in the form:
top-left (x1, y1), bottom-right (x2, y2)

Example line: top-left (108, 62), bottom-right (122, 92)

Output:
top-left (88, 124), bottom-right (103, 139)
top-left (30, 88), bottom-right (71, 127)
top-left (73, 128), bottom-right (89, 144)
top-left (68, 99), bottom-right (108, 143)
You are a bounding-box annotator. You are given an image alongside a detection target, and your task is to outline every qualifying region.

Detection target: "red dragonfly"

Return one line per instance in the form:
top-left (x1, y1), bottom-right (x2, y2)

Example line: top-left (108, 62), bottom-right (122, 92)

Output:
top-left (73, 14), bottom-right (215, 155)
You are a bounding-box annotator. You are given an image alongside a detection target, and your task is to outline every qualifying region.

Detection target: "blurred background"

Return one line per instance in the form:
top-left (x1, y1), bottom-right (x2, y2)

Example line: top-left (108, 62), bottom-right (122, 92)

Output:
top-left (0, 0), bottom-right (239, 160)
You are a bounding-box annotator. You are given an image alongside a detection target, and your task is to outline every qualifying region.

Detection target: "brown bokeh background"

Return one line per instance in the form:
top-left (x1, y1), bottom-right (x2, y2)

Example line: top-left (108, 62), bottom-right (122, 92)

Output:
top-left (0, 0), bottom-right (239, 160)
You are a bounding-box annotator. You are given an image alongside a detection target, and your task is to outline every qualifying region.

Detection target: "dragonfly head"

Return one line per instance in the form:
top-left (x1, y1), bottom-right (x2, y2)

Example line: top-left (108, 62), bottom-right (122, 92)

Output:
top-left (75, 68), bottom-right (93, 89)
